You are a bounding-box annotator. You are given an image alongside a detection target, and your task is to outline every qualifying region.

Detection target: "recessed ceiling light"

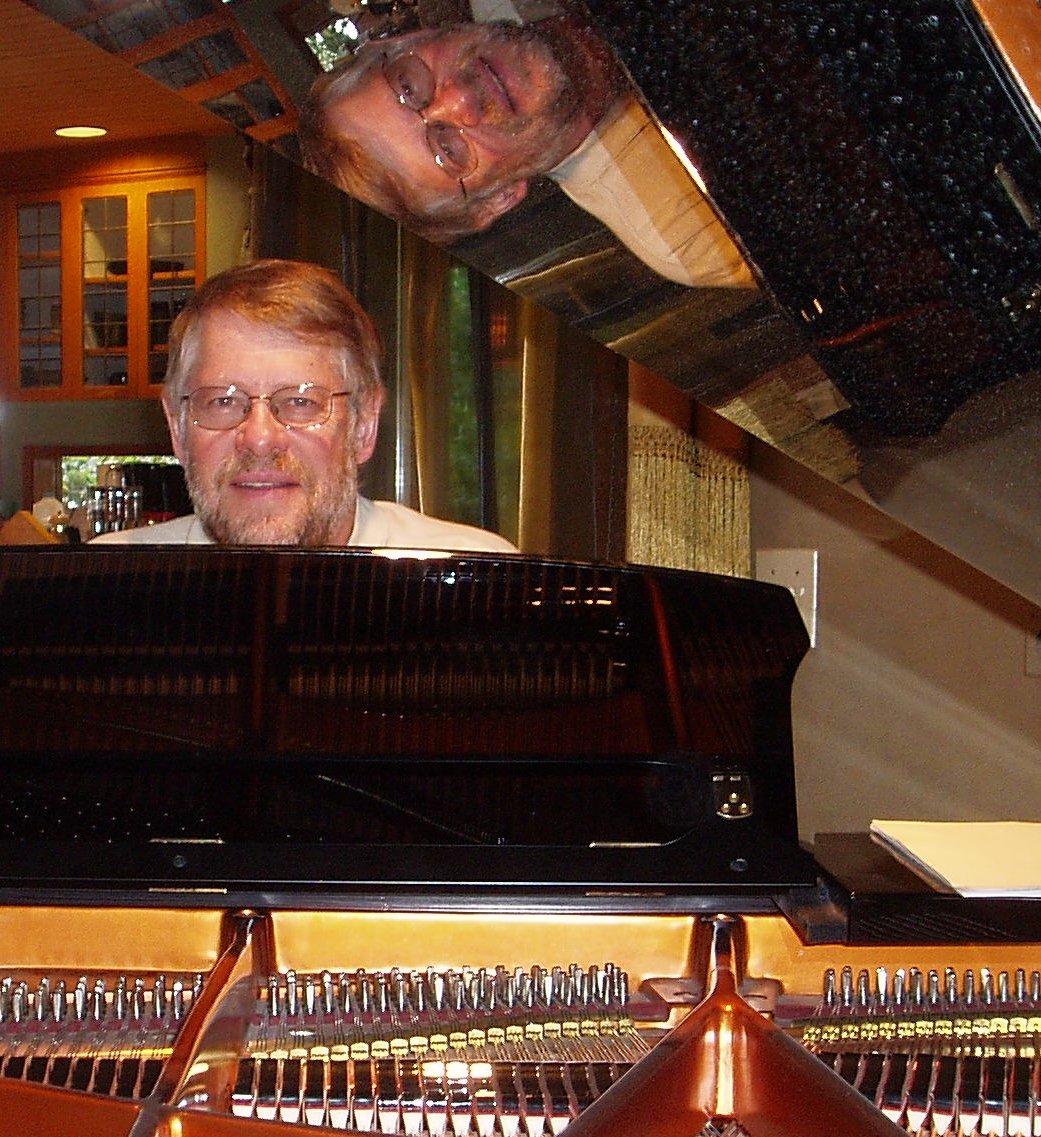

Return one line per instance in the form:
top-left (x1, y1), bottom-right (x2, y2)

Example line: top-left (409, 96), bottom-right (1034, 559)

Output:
top-left (55, 126), bottom-right (108, 139)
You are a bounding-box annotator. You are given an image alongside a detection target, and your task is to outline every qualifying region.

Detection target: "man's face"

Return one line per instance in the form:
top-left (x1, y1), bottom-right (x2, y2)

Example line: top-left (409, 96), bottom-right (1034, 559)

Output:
top-left (325, 22), bottom-right (596, 219)
top-left (164, 310), bottom-right (381, 546)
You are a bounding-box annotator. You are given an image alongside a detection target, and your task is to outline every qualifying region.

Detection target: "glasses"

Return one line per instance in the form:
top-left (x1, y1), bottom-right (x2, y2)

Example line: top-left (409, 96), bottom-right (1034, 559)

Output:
top-left (181, 385), bottom-right (352, 431)
top-left (382, 51), bottom-right (478, 197)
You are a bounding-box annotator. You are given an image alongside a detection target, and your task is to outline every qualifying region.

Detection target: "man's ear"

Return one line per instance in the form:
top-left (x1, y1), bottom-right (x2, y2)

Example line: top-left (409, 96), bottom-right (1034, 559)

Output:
top-left (352, 386), bottom-right (385, 465)
top-left (471, 180), bottom-right (529, 231)
top-left (162, 394), bottom-right (188, 467)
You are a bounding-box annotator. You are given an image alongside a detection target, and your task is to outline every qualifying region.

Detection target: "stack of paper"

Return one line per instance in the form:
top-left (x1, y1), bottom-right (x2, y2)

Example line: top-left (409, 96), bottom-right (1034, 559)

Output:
top-left (869, 820), bottom-right (1041, 898)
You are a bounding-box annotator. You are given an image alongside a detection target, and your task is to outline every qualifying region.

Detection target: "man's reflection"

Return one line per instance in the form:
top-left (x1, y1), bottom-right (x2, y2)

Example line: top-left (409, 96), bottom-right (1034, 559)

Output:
top-left (299, 16), bottom-right (619, 238)
top-left (298, 10), bottom-right (754, 289)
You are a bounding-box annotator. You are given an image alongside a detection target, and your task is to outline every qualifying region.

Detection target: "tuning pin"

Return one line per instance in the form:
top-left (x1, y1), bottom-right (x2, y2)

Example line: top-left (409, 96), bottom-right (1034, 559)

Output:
top-left (286, 969), bottom-right (299, 1018)
top-left (12, 982), bottom-right (28, 1025)
top-left (856, 969), bottom-right (871, 1009)
top-left (964, 970), bottom-right (976, 1007)
top-left (74, 976), bottom-right (88, 1022)
top-left (35, 978), bottom-right (50, 1022)
top-left (821, 968), bottom-right (837, 1010)
top-left (154, 975), bottom-right (167, 1021)
top-left (52, 980), bottom-right (67, 1024)
top-left (322, 971), bottom-right (336, 1017)
top-left (114, 976), bottom-right (127, 1021)
top-left (892, 969), bottom-right (906, 1008)
top-left (304, 973), bottom-right (317, 1017)
top-left (131, 978), bottom-right (146, 1021)
top-left (91, 978), bottom-right (106, 1022)
top-left (839, 966), bottom-right (854, 1010)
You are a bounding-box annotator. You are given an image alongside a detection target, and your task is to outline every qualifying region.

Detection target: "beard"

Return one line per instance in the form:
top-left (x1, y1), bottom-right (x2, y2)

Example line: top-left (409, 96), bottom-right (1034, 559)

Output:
top-left (458, 26), bottom-right (582, 128)
top-left (449, 22), bottom-right (595, 177)
top-left (187, 448), bottom-right (358, 547)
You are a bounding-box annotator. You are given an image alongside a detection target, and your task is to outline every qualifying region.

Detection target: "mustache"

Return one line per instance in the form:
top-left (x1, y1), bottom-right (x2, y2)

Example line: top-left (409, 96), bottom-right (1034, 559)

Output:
top-left (216, 451), bottom-right (309, 484)
top-left (455, 37), bottom-right (580, 132)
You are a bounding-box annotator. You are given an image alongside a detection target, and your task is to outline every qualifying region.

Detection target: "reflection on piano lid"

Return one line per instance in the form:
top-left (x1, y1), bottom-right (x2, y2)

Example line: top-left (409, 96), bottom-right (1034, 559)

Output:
top-left (0, 547), bottom-right (815, 907)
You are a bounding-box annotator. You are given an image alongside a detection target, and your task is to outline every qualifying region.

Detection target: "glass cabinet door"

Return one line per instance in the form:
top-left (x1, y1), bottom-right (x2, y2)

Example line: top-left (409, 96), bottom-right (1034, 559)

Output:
top-left (4, 171), bottom-right (203, 400)
top-left (16, 202), bottom-right (62, 390)
top-left (147, 187), bottom-right (197, 383)
top-left (81, 194), bottom-right (129, 387)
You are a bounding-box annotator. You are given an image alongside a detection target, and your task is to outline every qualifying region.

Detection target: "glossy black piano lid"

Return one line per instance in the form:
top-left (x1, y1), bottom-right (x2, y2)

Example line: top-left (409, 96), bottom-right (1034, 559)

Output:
top-left (583, 0), bottom-right (1041, 437)
top-left (0, 548), bottom-right (816, 903)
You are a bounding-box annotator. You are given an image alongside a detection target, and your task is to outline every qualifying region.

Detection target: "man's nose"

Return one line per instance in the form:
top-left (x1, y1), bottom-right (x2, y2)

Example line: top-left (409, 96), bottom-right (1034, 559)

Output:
top-left (425, 78), bottom-right (482, 128)
top-left (234, 398), bottom-right (285, 455)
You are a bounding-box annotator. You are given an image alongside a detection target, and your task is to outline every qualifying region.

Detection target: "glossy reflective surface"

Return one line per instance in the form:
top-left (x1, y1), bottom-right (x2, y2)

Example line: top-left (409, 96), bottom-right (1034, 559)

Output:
top-left (14, 0), bottom-right (1041, 604)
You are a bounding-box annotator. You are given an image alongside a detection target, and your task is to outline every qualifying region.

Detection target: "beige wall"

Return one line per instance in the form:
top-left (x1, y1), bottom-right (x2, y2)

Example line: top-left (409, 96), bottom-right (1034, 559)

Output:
top-left (750, 441), bottom-right (1041, 844)
top-left (205, 135), bottom-right (252, 276)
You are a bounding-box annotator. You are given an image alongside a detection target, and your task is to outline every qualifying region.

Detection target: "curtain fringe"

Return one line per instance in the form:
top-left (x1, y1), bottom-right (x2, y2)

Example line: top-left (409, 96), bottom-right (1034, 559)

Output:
top-left (627, 423), bottom-right (750, 578)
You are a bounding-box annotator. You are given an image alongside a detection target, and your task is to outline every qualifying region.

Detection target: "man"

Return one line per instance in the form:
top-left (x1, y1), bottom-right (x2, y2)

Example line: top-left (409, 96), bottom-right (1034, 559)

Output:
top-left (95, 259), bottom-right (516, 552)
top-left (298, 14), bottom-right (621, 241)
top-left (297, 11), bottom-right (754, 288)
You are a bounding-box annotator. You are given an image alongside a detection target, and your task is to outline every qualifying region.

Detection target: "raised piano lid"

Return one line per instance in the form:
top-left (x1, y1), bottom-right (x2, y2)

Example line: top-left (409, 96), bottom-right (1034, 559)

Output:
top-left (0, 547), bottom-right (818, 909)
top-left (13, 0), bottom-right (1041, 613)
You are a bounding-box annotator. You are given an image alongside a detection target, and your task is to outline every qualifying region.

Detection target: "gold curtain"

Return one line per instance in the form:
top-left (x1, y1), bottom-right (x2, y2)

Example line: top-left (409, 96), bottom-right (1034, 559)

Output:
top-left (516, 298), bottom-right (629, 560)
top-left (401, 235), bottom-right (454, 522)
top-left (401, 231), bottom-right (628, 562)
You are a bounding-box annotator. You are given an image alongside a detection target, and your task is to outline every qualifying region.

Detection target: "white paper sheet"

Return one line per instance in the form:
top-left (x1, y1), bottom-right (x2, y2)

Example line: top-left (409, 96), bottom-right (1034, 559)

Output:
top-left (869, 820), bottom-right (1041, 897)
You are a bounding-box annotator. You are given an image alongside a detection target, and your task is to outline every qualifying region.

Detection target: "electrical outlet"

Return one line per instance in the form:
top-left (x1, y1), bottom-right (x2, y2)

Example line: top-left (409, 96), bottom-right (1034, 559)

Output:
top-left (755, 549), bottom-right (818, 647)
top-left (1026, 630), bottom-right (1041, 677)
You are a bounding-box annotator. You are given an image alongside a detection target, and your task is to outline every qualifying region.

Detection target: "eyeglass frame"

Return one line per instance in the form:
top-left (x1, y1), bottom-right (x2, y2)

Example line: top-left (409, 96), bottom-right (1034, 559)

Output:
top-left (179, 384), bottom-right (354, 431)
top-left (380, 51), bottom-right (478, 199)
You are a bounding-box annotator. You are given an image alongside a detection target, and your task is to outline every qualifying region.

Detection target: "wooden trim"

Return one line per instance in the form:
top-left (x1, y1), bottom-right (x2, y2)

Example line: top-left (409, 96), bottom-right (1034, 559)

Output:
top-left (182, 61), bottom-right (271, 105)
top-left (118, 12), bottom-right (228, 67)
top-left (246, 114), bottom-right (300, 143)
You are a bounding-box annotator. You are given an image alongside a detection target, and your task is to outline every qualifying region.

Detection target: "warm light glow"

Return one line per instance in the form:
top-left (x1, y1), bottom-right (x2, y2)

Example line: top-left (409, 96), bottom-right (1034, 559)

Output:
top-left (420, 1059), bottom-right (494, 1081)
top-left (372, 547), bottom-right (449, 560)
top-left (660, 126), bottom-right (708, 193)
top-left (716, 1017), bottom-right (735, 1116)
top-left (55, 125), bottom-right (107, 139)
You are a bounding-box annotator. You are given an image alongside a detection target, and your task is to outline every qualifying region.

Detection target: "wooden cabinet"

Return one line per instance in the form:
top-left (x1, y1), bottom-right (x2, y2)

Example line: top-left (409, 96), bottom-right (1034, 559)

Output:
top-left (2, 172), bottom-right (205, 400)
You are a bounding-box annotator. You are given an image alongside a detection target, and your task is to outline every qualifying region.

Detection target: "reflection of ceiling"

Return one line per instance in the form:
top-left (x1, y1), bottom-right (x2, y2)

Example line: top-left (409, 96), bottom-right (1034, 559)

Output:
top-left (0, 0), bottom-right (230, 156)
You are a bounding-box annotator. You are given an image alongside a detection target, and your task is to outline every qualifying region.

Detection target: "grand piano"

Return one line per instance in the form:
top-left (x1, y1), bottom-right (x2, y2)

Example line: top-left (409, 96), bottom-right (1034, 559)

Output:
top-left (1, 546), bottom-right (1040, 1136)
top-left (4, 0), bottom-right (1041, 1134)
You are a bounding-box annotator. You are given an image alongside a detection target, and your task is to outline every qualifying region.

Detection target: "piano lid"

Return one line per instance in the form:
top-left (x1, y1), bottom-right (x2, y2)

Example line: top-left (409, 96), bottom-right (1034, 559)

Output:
top-left (9, 0), bottom-right (1041, 611)
top-left (0, 548), bottom-right (816, 907)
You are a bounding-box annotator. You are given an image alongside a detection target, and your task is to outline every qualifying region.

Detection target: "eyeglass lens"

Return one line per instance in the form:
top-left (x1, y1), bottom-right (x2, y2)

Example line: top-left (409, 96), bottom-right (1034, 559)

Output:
top-left (382, 53), bottom-right (478, 182)
top-left (185, 386), bottom-right (345, 430)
